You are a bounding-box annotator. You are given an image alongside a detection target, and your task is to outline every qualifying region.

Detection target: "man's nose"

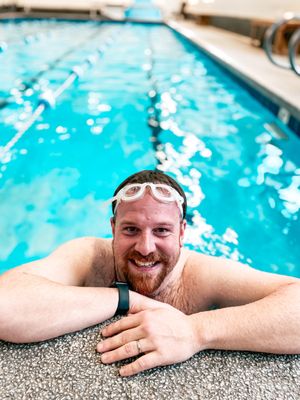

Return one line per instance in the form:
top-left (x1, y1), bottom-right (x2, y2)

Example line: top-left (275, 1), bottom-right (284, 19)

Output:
top-left (134, 231), bottom-right (156, 256)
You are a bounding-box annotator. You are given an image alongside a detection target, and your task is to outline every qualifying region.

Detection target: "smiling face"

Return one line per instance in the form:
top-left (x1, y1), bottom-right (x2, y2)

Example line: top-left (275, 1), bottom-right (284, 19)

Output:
top-left (111, 192), bottom-right (186, 296)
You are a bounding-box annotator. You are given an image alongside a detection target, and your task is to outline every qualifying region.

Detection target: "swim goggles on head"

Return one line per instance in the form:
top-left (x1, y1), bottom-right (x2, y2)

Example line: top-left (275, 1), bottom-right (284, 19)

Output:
top-left (111, 182), bottom-right (184, 216)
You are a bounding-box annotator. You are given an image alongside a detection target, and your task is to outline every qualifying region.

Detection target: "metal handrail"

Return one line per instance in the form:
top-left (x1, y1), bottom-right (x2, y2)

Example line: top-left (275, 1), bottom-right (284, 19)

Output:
top-left (263, 13), bottom-right (300, 70)
top-left (289, 28), bottom-right (300, 76)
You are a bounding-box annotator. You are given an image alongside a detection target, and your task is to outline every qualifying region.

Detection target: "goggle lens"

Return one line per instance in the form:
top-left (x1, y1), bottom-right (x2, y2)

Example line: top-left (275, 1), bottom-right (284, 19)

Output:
top-left (154, 185), bottom-right (173, 199)
top-left (124, 185), bottom-right (141, 198)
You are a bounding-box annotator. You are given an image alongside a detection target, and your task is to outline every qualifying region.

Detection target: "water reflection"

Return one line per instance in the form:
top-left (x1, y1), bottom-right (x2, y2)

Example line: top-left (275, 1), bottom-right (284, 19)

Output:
top-left (185, 211), bottom-right (243, 262)
top-left (0, 167), bottom-right (111, 265)
top-left (241, 133), bottom-right (300, 220)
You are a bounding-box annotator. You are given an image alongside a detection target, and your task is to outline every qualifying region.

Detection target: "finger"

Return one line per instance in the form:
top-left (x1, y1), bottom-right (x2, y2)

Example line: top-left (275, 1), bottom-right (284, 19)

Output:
top-left (102, 314), bottom-right (140, 337)
top-left (101, 338), bottom-right (150, 364)
top-left (129, 298), bottom-right (168, 315)
top-left (97, 326), bottom-right (141, 353)
top-left (128, 302), bottom-right (147, 315)
top-left (119, 352), bottom-right (162, 377)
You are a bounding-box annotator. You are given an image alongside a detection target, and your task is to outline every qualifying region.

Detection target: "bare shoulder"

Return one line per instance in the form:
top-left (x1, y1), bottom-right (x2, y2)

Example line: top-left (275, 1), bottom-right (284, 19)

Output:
top-left (184, 248), bottom-right (299, 308)
top-left (182, 249), bottom-right (218, 307)
top-left (2, 237), bottom-right (112, 287)
top-left (84, 238), bottom-right (115, 287)
top-left (50, 236), bottom-right (112, 261)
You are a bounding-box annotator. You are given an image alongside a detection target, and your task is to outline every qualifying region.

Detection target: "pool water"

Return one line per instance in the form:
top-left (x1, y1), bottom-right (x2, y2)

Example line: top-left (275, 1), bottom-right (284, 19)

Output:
top-left (125, 0), bottom-right (162, 21)
top-left (0, 20), bottom-right (299, 277)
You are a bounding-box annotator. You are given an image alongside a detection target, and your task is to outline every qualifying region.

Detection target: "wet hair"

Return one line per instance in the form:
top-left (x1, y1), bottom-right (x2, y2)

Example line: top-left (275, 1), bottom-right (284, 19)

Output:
top-left (112, 170), bottom-right (187, 219)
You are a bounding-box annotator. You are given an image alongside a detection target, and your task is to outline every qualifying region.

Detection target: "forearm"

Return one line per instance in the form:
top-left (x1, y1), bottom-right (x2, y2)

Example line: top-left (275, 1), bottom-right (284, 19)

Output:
top-left (192, 283), bottom-right (300, 354)
top-left (0, 272), bottom-right (119, 343)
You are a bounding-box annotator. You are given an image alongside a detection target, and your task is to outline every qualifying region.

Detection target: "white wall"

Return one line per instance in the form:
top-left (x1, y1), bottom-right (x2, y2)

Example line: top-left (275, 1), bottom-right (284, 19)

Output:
top-left (0, 0), bottom-right (15, 5)
top-left (0, 0), bottom-right (132, 10)
top-left (2, 0), bottom-right (300, 19)
top-left (184, 0), bottom-right (300, 20)
top-left (153, 0), bottom-right (182, 15)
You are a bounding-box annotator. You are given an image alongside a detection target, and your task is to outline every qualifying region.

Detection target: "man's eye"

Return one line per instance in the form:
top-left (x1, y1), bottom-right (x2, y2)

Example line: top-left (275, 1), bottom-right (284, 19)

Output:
top-left (154, 228), bottom-right (171, 236)
top-left (123, 227), bottom-right (138, 235)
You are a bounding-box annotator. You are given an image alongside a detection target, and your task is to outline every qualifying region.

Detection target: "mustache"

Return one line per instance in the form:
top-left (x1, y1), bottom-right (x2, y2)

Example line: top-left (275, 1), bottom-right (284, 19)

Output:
top-left (126, 249), bottom-right (169, 264)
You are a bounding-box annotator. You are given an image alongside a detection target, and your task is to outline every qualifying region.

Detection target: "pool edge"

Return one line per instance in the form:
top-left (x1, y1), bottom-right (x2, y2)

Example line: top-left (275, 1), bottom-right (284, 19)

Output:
top-left (167, 20), bottom-right (300, 138)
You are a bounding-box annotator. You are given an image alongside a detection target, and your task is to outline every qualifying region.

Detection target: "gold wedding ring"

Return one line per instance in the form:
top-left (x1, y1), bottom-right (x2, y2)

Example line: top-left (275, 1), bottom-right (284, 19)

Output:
top-left (136, 339), bottom-right (142, 354)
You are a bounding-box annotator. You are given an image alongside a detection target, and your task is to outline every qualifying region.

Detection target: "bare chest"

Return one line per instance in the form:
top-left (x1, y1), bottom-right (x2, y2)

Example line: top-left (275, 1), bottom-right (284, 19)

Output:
top-left (154, 277), bottom-right (211, 314)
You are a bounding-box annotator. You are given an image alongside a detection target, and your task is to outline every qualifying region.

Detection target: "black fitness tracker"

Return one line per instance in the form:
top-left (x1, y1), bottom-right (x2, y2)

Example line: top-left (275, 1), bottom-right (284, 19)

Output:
top-left (111, 282), bottom-right (129, 316)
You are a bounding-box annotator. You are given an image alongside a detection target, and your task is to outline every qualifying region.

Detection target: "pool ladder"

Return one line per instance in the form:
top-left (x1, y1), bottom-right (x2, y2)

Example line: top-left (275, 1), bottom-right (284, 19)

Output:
top-left (263, 13), bottom-right (300, 76)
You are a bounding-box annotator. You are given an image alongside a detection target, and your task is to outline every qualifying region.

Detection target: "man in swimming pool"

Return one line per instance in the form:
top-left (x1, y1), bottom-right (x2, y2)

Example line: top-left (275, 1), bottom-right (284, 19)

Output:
top-left (1, 170), bottom-right (300, 376)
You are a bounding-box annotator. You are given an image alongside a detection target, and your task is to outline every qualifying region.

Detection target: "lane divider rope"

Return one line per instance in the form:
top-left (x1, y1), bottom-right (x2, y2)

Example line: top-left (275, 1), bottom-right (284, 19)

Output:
top-left (0, 25), bottom-right (110, 110)
top-left (0, 30), bottom-right (120, 162)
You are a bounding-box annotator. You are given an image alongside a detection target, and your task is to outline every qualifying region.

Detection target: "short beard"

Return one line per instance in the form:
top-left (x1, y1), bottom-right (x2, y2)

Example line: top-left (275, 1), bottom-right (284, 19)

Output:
top-left (114, 248), bottom-right (180, 296)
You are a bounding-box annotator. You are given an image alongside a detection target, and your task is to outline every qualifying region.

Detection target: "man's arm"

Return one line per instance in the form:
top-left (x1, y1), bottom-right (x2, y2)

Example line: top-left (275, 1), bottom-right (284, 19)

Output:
top-left (0, 237), bottom-right (116, 343)
top-left (0, 237), bottom-right (163, 343)
top-left (191, 280), bottom-right (300, 354)
top-left (186, 254), bottom-right (300, 354)
top-left (97, 255), bottom-right (300, 376)
top-left (0, 271), bottom-right (120, 343)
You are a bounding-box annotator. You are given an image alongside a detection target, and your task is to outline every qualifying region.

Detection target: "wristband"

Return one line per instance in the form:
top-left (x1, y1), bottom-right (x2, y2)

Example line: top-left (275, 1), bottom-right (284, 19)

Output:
top-left (111, 282), bottom-right (129, 316)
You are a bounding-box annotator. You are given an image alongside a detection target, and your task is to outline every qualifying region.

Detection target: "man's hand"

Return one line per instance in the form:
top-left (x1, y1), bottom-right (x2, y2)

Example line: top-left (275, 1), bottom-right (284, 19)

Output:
top-left (96, 305), bottom-right (203, 376)
top-left (128, 290), bottom-right (172, 313)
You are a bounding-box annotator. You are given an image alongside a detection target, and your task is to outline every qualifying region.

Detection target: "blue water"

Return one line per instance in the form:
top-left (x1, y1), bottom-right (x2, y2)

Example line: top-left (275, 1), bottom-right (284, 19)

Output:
top-left (125, 0), bottom-right (162, 21)
top-left (0, 20), bottom-right (299, 277)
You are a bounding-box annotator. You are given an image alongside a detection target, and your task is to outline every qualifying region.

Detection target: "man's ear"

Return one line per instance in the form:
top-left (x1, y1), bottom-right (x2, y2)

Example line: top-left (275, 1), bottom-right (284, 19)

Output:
top-left (110, 217), bottom-right (116, 236)
top-left (179, 219), bottom-right (186, 247)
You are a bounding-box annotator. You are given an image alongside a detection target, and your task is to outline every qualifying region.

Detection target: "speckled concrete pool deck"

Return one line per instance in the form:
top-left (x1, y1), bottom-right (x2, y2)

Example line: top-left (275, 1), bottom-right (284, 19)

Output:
top-left (1, 319), bottom-right (300, 400)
